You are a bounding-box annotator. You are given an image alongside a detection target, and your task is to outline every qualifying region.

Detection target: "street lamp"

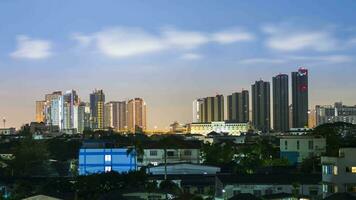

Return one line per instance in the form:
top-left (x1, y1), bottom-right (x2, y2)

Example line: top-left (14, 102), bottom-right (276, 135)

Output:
top-left (2, 117), bottom-right (5, 128)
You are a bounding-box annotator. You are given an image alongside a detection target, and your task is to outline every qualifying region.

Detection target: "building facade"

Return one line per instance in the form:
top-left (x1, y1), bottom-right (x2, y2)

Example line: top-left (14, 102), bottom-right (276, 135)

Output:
top-left (227, 90), bottom-right (249, 123)
top-left (35, 100), bottom-right (46, 123)
top-left (321, 148), bottom-right (356, 198)
top-left (279, 135), bottom-right (326, 165)
top-left (90, 89), bottom-right (105, 130)
top-left (292, 67), bottom-right (309, 128)
top-left (192, 98), bottom-right (204, 123)
top-left (252, 80), bottom-right (271, 133)
top-left (316, 102), bottom-right (356, 126)
top-left (198, 95), bottom-right (224, 123)
top-left (273, 74), bottom-right (289, 132)
top-left (79, 148), bottom-right (137, 175)
top-left (189, 121), bottom-right (250, 136)
top-left (127, 98), bottom-right (146, 133)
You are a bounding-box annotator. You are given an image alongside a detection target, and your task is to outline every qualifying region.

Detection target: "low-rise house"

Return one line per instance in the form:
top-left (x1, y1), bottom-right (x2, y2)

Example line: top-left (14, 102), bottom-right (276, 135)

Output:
top-left (140, 140), bottom-right (201, 167)
top-left (279, 135), bottom-right (326, 165)
top-left (321, 148), bottom-right (356, 198)
top-left (215, 174), bottom-right (322, 200)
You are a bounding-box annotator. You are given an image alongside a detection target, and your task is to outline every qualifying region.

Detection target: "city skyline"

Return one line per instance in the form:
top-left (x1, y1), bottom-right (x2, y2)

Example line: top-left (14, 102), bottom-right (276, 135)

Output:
top-left (1, 0), bottom-right (356, 129)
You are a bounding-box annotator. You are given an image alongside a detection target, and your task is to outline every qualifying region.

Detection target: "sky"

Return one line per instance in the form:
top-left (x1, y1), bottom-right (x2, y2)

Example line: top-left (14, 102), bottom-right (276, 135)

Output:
top-left (1, 0), bottom-right (356, 130)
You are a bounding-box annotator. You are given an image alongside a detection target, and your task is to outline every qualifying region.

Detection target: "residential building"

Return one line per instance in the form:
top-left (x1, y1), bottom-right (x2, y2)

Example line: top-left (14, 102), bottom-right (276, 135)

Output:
top-left (308, 109), bottom-right (317, 128)
top-left (292, 67), bottom-right (309, 128)
top-left (279, 135), bottom-right (326, 165)
top-left (61, 90), bottom-right (80, 131)
top-left (188, 121), bottom-right (250, 136)
top-left (215, 174), bottom-right (322, 200)
top-left (127, 98), bottom-right (146, 133)
top-left (227, 90), bottom-right (249, 123)
top-left (35, 100), bottom-right (46, 123)
top-left (321, 148), bottom-right (356, 198)
top-left (316, 102), bottom-right (356, 126)
top-left (192, 98), bottom-right (204, 123)
top-left (79, 141), bottom-right (136, 175)
top-left (104, 101), bottom-right (127, 131)
top-left (273, 74), bottom-right (289, 132)
top-left (140, 141), bottom-right (201, 167)
top-left (78, 102), bottom-right (90, 133)
top-left (252, 80), bottom-right (271, 133)
top-left (147, 163), bottom-right (220, 175)
top-left (90, 89), bottom-right (105, 130)
top-left (198, 95), bottom-right (224, 123)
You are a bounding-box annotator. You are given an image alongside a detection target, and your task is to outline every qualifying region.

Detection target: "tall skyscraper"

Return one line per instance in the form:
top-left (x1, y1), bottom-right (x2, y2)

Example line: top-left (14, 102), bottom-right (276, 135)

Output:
top-left (127, 98), bottom-right (146, 133)
top-left (192, 98), bottom-right (204, 123)
top-left (227, 90), bottom-right (249, 123)
top-left (273, 74), bottom-right (289, 132)
top-left (61, 90), bottom-right (79, 130)
top-left (44, 91), bottom-right (62, 126)
top-left (78, 102), bottom-right (90, 133)
top-left (104, 101), bottom-right (127, 131)
top-left (292, 68), bottom-right (309, 128)
top-left (35, 100), bottom-right (46, 123)
top-left (198, 95), bottom-right (224, 123)
top-left (90, 89), bottom-right (105, 130)
top-left (252, 80), bottom-right (271, 133)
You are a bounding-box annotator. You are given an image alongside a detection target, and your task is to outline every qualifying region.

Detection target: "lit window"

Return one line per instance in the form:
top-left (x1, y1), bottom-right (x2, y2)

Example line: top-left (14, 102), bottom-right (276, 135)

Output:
top-left (105, 166), bottom-right (111, 172)
top-left (333, 166), bottom-right (338, 175)
top-left (105, 155), bottom-right (111, 162)
top-left (352, 167), bottom-right (356, 173)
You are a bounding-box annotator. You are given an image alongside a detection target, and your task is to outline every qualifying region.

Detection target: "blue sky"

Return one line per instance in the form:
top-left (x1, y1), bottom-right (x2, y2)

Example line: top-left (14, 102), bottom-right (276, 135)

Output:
top-left (1, 0), bottom-right (356, 129)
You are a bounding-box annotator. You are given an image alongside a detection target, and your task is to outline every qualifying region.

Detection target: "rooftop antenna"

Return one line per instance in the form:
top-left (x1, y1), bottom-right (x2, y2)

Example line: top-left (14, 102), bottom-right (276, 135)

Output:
top-left (2, 117), bottom-right (5, 128)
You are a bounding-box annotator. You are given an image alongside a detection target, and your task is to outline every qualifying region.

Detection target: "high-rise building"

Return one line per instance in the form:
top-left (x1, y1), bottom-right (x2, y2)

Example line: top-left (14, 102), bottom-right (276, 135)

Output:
top-left (198, 95), bottom-right (224, 123)
top-left (227, 90), bottom-right (249, 123)
top-left (192, 99), bottom-right (204, 123)
top-left (127, 98), bottom-right (146, 133)
top-left (292, 67), bottom-right (309, 128)
top-left (252, 80), bottom-right (271, 133)
top-left (61, 90), bottom-right (79, 131)
top-left (90, 89), bottom-right (105, 130)
top-left (273, 74), bottom-right (289, 132)
top-left (78, 102), bottom-right (91, 133)
top-left (117, 101), bottom-right (127, 131)
top-left (316, 102), bottom-right (356, 126)
top-left (308, 109), bottom-right (316, 128)
top-left (35, 100), bottom-right (46, 123)
top-left (44, 91), bottom-right (62, 126)
top-left (104, 101), bottom-right (126, 130)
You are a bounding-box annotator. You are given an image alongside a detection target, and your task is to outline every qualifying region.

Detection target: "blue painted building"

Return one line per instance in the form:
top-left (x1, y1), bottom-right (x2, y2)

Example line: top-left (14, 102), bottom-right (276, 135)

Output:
top-left (79, 148), bottom-right (137, 175)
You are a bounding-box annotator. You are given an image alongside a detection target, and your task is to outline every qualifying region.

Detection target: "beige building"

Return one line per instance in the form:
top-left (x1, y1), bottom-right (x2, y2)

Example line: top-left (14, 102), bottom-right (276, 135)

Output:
top-left (104, 101), bottom-right (127, 131)
top-left (35, 100), bottom-right (46, 123)
top-left (127, 98), bottom-right (146, 133)
top-left (188, 121), bottom-right (250, 136)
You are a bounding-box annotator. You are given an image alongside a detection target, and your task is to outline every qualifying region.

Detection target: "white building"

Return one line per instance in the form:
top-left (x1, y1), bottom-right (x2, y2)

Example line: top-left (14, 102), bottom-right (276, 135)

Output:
top-left (279, 135), bottom-right (326, 164)
top-left (147, 163), bottom-right (220, 175)
top-left (140, 142), bottom-right (201, 167)
top-left (192, 99), bottom-right (204, 123)
top-left (215, 174), bottom-right (322, 199)
top-left (321, 148), bottom-right (356, 198)
top-left (316, 102), bottom-right (356, 126)
top-left (0, 128), bottom-right (16, 135)
top-left (188, 121), bottom-right (250, 136)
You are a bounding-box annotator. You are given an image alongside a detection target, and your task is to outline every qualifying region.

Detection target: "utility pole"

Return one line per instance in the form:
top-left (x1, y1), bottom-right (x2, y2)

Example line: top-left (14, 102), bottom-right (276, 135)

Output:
top-left (2, 117), bottom-right (5, 128)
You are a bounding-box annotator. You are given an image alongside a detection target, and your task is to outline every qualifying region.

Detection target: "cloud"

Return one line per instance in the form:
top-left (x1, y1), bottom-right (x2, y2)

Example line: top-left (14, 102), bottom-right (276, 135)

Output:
top-left (72, 26), bottom-right (254, 58)
top-left (239, 55), bottom-right (353, 65)
top-left (239, 58), bottom-right (286, 64)
top-left (212, 29), bottom-right (255, 44)
top-left (262, 24), bottom-right (339, 52)
top-left (180, 53), bottom-right (203, 60)
top-left (10, 35), bottom-right (52, 59)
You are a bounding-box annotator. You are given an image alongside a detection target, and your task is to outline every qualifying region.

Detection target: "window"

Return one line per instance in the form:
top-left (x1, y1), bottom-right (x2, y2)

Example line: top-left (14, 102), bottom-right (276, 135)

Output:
top-left (297, 140), bottom-right (300, 150)
top-left (105, 166), bottom-right (111, 172)
top-left (285, 141), bottom-right (288, 150)
top-left (346, 167), bottom-right (356, 173)
top-left (105, 155), bottom-right (111, 162)
top-left (150, 150), bottom-right (158, 156)
top-left (333, 166), bottom-right (338, 175)
top-left (167, 151), bottom-right (175, 157)
top-left (184, 150), bottom-right (192, 156)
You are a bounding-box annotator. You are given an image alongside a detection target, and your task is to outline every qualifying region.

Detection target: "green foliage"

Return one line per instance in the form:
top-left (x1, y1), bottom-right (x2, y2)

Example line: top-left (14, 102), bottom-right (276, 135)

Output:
top-left (299, 156), bottom-right (321, 174)
top-left (8, 138), bottom-right (50, 177)
top-left (312, 122), bottom-right (356, 156)
top-left (46, 139), bottom-right (81, 161)
top-left (159, 180), bottom-right (181, 195)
